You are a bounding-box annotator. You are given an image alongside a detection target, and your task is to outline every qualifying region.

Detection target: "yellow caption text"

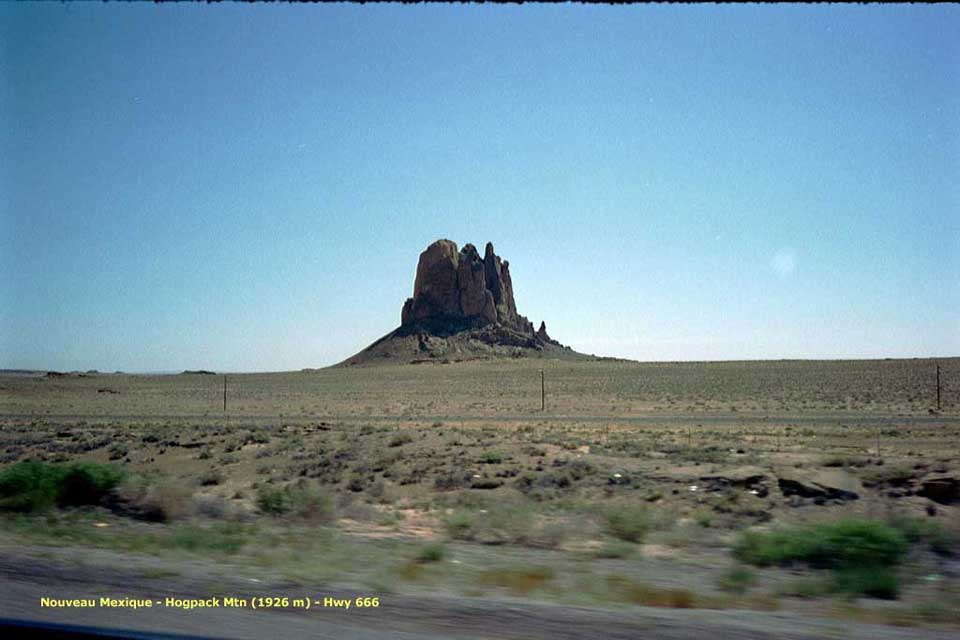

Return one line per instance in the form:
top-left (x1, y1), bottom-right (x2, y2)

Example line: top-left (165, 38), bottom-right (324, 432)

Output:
top-left (40, 596), bottom-right (380, 611)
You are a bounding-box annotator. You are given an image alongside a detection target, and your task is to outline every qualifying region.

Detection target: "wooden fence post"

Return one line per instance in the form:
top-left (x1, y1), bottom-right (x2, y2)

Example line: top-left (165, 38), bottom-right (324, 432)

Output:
top-left (540, 370), bottom-right (545, 412)
top-left (936, 364), bottom-right (941, 411)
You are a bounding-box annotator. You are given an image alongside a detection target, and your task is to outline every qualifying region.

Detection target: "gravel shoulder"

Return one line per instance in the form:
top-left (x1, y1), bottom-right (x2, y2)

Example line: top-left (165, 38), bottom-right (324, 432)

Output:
top-left (1, 548), bottom-right (957, 640)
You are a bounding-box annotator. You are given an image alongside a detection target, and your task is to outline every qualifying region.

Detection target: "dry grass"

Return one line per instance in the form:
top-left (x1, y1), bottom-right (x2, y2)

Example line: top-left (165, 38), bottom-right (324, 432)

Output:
top-left (478, 566), bottom-right (555, 596)
top-left (3, 358), bottom-right (955, 418)
top-left (605, 575), bottom-right (699, 608)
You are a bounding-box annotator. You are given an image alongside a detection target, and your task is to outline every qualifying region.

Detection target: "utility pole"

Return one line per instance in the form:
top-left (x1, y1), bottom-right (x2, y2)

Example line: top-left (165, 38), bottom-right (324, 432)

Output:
top-left (540, 370), bottom-right (545, 412)
top-left (223, 375), bottom-right (227, 413)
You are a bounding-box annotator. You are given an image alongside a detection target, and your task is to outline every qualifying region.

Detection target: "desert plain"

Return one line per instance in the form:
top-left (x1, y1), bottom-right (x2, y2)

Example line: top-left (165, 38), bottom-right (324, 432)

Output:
top-left (0, 356), bottom-right (958, 638)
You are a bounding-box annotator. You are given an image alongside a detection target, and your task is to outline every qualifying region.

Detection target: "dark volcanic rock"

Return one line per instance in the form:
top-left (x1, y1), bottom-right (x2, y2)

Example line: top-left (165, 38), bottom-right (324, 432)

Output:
top-left (401, 239), bottom-right (543, 338)
top-left (537, 321), bottom-right (557, 344)
top-left (402, 239), bottom-right (461, 325)
top-left (776, 468), bottom-right (861, 502)
top-left (458, 244), bottom-right (497, 324)
top-left (338, 239), bottom-right (588, 366)
top-left (917, 475), bottom-right (959, 505)
top-left (483, 242), bottom-right (512, 321)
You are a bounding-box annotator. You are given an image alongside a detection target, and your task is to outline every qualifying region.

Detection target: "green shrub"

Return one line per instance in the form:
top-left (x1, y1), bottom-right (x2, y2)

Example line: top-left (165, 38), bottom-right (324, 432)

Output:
top-left (256, 486), bottom-right (293, 514)
top-left (717, 565), bottom-right (756, 594)
top-left (694, 509), bottom-right (713, 528)
top-left (168, 523), bottom-right (250, 554)
top-left (470, 478), bottom-right (503, 490)
top-left (594, 540), bottom-right (635, 559)
top-left (198, 470), bottom-right (224, 486)
top-left (734, 519), bottom-right (906, 569)
top-left (481, 507), bottom-right (535, 544)
top-left (255, 481), bottom-right (334, 522)
top-left (734, 519), bottom-right (907, 599)
top-left (778, 578), bottom-right (830, 599)
top-left (734, 530), bottom-right (800, 567)
top-left (832, 565), bottom-right (900, 599)
top-left (605, 504), bottom-right (652, 543)
top-left (388, 433), bottom-right (414, 447)
top-left (416, 544), bottom-right (446, 563)
top-left (108, 444), bottom-right (128, 461)
top-left (243, 429), bottom-right (271, 445)
top-left (527, 521), bottom-right (567, 549)
top-left (820, 456), bottom-right (869, 468)
top-left (57, 463), bottom-right (125, 507)
top-left (0, 460), bottom-right (60, 511)
top-left (479, 451), bottom-right (504, 464)
top-left (444, 511), bottom-right (476, 540)
top-left (444, 506), bottom-right (538, 545)
top-left (887, 513), bottom-right (956, 557)
top-left (0, 460), bottom-right (125, 512)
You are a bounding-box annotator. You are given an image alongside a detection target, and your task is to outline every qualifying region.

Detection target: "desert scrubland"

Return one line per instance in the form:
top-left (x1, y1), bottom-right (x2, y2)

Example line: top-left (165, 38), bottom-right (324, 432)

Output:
top-left (0, 357), bottom-right (958, 636)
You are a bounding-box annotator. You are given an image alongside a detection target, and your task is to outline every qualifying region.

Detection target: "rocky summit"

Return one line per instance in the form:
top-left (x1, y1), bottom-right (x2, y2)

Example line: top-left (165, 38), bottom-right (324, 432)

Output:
top-left (401, 240), bottom-right (534, 335)
top-left (338, 239), bottom-right (588, 365)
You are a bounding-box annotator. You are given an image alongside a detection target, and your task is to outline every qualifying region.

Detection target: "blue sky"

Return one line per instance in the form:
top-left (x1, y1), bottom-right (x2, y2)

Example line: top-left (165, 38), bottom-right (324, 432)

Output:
top-left (1, 4), bottom-right (958, 371)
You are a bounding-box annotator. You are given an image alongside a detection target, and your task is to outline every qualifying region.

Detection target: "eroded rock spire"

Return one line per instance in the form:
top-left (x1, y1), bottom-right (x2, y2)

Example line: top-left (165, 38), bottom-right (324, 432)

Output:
top-left (401, 239), bottom-right (541, 338)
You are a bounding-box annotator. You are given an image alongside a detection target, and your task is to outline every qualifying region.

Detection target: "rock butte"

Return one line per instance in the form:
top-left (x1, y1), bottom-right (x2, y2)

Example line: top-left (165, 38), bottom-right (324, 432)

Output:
top-left (403, 240), bottom-right (537, 336)
top-left (338, 239), bottom-right (589, 365)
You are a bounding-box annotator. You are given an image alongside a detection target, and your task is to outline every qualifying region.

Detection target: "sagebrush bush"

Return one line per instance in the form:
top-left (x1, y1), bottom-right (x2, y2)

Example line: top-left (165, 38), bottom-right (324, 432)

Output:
top-left (193, 495), bottom-right (233, 520)
top-left (605, 504), bottom-right (653, 543)
top-left (256, 481), bottom-right (334, 522)
top-left (115, 476), bottom-right (193, 522)
top-left (443, 506), bottom-right (545, 546)
top-left (444, 511), bottom-right (476, 540)
top-left (0, 460), bottom-right (125, 512)
top-left (388, 433), bottom-right (413, 448)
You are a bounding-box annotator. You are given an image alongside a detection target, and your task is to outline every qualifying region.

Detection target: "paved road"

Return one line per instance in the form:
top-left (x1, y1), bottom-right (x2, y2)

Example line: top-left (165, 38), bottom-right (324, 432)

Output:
top-left (0, 552), bottom-right (956, 640)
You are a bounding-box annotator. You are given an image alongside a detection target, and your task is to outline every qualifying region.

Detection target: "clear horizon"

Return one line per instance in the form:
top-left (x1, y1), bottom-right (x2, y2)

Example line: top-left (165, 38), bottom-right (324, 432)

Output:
top-left (2, 4), bottom-right (958, 372)
top-left (4, 355), bottom-right (960, 377)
